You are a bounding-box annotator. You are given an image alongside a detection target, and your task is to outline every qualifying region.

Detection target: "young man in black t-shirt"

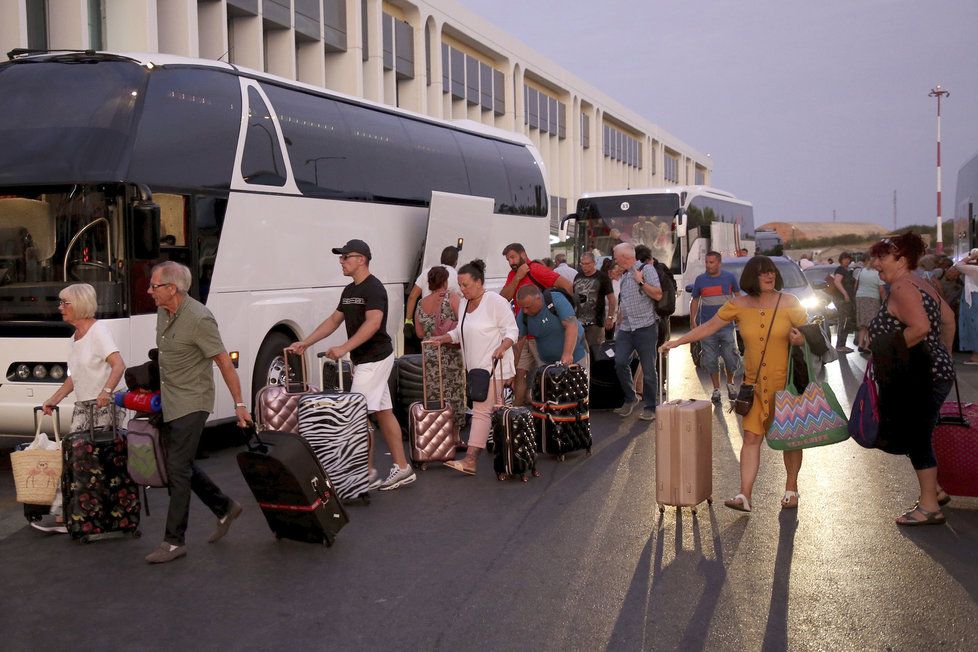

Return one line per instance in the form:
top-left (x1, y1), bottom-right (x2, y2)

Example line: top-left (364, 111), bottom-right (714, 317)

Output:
top-left (287, 239), bottom-right (415, 491)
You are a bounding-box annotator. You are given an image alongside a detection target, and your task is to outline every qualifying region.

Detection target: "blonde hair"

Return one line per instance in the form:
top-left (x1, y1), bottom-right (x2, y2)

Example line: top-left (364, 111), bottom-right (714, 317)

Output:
top-left (59, 283), bottom-right (98, 319)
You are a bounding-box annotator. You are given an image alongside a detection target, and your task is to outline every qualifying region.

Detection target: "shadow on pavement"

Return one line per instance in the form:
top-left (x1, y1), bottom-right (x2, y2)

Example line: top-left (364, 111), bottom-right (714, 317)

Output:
top-left (898, 504), bottom-right (978, 603)
top-left (760, 510), bottom-right (799, 652)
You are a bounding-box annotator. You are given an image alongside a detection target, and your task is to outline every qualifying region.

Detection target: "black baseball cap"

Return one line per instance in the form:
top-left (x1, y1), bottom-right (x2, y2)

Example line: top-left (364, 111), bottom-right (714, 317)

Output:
top-left (332, 239), bottom-right (372, 260)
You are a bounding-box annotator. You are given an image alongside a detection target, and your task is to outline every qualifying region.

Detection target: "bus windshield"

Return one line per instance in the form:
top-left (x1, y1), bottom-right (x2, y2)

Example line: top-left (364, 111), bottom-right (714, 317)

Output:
top-left (0, 58), bottom-right (145, 186)
top-left (578, 194), bottom-right (680, 267)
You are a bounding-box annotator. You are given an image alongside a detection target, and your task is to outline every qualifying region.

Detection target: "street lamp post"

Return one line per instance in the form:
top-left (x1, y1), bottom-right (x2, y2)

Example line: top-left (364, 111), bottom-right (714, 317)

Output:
top-left (929, 84), bottom-right (950, 254)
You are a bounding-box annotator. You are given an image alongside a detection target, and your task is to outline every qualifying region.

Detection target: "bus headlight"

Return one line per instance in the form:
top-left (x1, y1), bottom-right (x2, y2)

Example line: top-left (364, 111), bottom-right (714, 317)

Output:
top-left (6, 362), bottom-right (68, 382)
top-left (16, 364), bottom-right (30, 380)
top-left (800, 296), bottom-right (820, 311)
top-left (33, 364), bottom-right (47, 379)
top-left (49, 364), bottom-right (66, 380)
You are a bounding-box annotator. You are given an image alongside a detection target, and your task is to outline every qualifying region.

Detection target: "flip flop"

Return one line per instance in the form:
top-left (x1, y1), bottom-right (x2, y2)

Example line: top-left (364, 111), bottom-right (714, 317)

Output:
top-left (781, 490), bottom-right (800, 509)
top-left (444, 460), bottom-right (476, 476)
top-left (724, 493), bottom-right (751, 512)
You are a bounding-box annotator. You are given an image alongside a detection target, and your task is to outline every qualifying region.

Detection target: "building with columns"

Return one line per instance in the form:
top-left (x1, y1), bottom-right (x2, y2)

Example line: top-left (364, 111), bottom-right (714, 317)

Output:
top-left (1, 0), bottom-right (711, 235)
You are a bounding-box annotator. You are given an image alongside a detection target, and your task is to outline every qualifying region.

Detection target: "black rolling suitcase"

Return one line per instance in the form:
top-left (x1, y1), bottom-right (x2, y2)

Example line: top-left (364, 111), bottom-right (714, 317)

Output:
top-left (61, 402), bottom-right (141, 542)
top-left (237, 428), bottom-right (349, 546)
top-left (530, 363), bottom-right (591, 460)
top-left (489, 368), bottom-right (539, 482)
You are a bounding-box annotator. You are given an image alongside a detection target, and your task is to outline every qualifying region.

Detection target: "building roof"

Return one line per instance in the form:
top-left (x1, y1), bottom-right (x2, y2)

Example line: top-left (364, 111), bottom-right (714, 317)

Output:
top-left (758, 221), bottom-right (887, 242)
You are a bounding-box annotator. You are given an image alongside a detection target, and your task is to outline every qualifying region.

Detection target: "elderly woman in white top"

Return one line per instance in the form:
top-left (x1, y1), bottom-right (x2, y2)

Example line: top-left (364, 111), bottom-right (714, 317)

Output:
top-left (956, 248), bottom-right (978, 365)
top-left (34, 283), bottom-right (126, 533)
top-left (427, 259), bottom-right (518, 475)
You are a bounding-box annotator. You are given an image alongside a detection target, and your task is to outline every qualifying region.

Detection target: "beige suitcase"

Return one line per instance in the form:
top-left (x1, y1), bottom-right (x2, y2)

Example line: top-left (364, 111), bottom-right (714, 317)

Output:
top-left (654, 352), bottom-right (713, 514)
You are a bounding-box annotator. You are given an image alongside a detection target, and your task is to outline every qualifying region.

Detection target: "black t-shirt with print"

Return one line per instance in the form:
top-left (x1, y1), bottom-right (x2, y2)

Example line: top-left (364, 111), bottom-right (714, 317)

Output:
top-left (337, 274), bottom-right (393, 364)
top-left (573, 270), bottom-right (614, 326)
top-left (834, 265), bottom-right (856, 300)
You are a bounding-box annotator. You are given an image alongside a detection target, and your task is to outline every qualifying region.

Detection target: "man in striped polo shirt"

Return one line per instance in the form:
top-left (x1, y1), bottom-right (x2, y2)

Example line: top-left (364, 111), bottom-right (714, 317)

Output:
top-left (690, 251), bottom-right (742, 403)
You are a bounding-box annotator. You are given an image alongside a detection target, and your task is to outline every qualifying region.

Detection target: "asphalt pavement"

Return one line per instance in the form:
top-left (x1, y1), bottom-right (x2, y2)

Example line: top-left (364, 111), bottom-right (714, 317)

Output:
top-left (1, 341), bottom-right (977, 651)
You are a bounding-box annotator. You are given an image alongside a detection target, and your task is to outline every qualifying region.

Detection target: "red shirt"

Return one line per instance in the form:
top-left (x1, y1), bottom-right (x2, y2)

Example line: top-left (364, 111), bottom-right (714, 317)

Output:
top-left (505, 261), bottom-right (561, 298)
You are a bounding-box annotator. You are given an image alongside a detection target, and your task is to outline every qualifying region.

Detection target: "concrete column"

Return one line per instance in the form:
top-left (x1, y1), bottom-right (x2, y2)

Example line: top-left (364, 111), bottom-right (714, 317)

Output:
top-left (361, 0), bottom-right (383, 103)
top-left (297, 38), bottom-right (326, 86)
top-left (0, 0), bottom-right (28, 55)
top-left (229, 13), bottom-right (262, 69)
top-left (424, 16), bottom-right (441, 118)
top-left (265, 27), bottom-right (296, 78)
top-left (104, 0), bottom-right (159, 52)
top-left (324, 0), bottom-right (362, 96)
top-left (48, 0), bottom-right (87, 49)
top-left (595, 109), bottom-right (603, 189)
top-left (157, 0), bottom-right (197, 57)
top-left (510, 64), bottom-right (523, 134)
top-left (197, 0), bottom-right (228, 61)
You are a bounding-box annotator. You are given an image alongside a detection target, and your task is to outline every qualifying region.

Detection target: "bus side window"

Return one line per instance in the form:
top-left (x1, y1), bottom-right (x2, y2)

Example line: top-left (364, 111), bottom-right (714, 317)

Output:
top-left (195, 195), bottom-right (227, 304)
top-left (242, 87), bottom-right (287, 187)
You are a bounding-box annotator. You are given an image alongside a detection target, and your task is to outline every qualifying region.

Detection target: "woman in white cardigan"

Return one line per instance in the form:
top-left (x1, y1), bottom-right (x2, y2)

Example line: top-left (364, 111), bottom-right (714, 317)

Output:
top-left (427, 259), bottom-right (518, 475)
top-left (956, 248), bottom-right (978, 365)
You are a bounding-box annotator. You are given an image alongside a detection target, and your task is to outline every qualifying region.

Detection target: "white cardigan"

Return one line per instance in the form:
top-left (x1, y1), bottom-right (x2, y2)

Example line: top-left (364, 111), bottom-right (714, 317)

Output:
top-left (449, 291), bottom-right (518, 378)
top-left (956, 262), bottom-right (978, 307)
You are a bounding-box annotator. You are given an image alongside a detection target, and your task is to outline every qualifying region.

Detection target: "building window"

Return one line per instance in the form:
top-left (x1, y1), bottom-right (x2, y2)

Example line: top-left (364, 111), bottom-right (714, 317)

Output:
top-left (527, 87), bottom-right (538, 129)
top-left (522, 83), bottom-right (566, 139)
top-left (695, 167), bottom-right (705, 185)
top-left (382, 14), bottom-right (394, 70)
top-left (441, 43), bottom-right (449, 90)
top-left (480, 62), bottom-right (492, 111)
top-left (664, 153), bottom-right (679, 183)
top-left (26, 0), bottom-right (48, 50)
top-left (602, 123), bottom-right (643, 169)
top-left (450, 48), bottom-right (464, 99)
top-left (465, 55), bottom-right (479, 105)
top-left (493, 69), bottom-right (504, 115)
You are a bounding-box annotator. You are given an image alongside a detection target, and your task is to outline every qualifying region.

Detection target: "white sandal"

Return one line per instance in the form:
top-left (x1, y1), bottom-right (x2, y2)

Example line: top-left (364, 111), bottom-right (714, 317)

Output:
top-left (724, 493), bottom-right (751, 512)
top-left (781, 491), bottom-right (800, 509)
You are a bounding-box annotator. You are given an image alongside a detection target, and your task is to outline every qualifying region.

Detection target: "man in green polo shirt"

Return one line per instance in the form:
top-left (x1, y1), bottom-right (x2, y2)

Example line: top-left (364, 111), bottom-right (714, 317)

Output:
top-left (144, 261), bottom-right (252, 564)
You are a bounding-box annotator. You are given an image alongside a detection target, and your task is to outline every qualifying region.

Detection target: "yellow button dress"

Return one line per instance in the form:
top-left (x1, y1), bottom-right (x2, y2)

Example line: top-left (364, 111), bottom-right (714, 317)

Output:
top-left (717, 298), bottom-right (808, 435)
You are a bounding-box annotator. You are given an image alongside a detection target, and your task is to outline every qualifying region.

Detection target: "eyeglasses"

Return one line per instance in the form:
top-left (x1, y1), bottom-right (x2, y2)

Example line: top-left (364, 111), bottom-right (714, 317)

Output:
top-left (149, 282), bottom-right (173, 290)
top-left (58, 300), bottom-right (71, 306)
top-left (339, 253), bottom-right (365, 261)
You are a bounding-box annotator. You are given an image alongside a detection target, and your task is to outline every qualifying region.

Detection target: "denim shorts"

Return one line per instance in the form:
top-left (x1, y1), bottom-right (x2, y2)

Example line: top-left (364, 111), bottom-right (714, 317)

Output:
top-left (700, 329), bottom-right (741, 374)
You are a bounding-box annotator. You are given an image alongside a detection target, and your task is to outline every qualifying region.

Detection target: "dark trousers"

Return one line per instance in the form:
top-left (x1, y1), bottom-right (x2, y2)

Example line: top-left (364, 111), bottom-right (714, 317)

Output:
top-left (836, 300), bottom-right (854, 347)
top-left (909, 378), bottom-right (953, 471)
top-left (614, 322), bottom-right (659, 411)
top-left (162, 411), bottom-right (231, 545)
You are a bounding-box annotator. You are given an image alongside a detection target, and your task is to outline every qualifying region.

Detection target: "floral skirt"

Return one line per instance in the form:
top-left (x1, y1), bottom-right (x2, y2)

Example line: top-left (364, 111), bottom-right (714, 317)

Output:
top-left (422, 344), bottom-right (467, 431)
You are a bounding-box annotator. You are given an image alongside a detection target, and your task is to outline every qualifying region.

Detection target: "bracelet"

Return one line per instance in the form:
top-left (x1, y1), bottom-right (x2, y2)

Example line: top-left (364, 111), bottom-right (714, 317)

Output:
top-left (235, 402), bottom-right (247, 409)
top-left (101, 387), bottom-right (112, 394)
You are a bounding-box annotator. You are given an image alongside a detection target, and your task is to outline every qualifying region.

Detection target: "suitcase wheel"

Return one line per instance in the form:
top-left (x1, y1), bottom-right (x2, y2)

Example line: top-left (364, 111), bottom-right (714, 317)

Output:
top-left (586, 449), bottom-right (592, 457)
top-left (556, 454), bottom-right (566, 462)
top-left (359, 493), bottom-right (371, 506)
top-left (707, 497), bottom-right (713, 505)
top-left (691, 508), bottom-right (697, 515)
top-left (420, 462), bottom-right (428, 471)
top-left (323, 535), bottom-right (334, 548)
top-left (497, 473), bottom-right (508, 482)
top-left (533, 469), bottom-right (541, 477)
top-left (521, 474), bottom-right (528, 483)
top-left (132, 530), bottom-right (142, 539)
top-left (658, 505), bottom-right (665, 514)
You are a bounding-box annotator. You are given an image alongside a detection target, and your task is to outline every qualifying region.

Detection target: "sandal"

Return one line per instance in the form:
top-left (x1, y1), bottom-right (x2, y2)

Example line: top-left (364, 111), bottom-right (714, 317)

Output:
top-left (723, 493), bottom-right (751, 512)
top-left (937, 491), bottom-right (951, 507)
top-left (896, 506), bottom-right (946, 527)
top-left (781, 491), bottom-right (800, 510)
top-left (444, 460), bottom-right (476, 476)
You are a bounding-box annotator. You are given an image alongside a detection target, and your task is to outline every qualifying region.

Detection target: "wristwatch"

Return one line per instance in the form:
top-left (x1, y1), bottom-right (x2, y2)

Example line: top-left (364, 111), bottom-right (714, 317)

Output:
top-left (101, 387), bottom-right (113, 395)
top-left (234, 402), bottom-right (247, 409)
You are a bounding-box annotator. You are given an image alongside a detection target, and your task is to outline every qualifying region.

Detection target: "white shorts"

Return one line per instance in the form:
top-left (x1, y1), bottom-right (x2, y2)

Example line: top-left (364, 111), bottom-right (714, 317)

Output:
top-left (351, 353), bottom-right (394, 413)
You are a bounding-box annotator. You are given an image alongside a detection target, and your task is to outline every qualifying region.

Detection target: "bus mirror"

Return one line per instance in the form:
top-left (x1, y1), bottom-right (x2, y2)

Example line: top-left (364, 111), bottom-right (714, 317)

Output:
top-left (675, 211), bottom-right (688, 239)
top-left (559, 213), bottom-right (578, 229)
top-left (131, 201), bottom-right (161, 260)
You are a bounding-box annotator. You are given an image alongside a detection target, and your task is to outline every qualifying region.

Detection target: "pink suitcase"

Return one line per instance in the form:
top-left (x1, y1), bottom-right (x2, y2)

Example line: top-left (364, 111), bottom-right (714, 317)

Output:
top-left (256, 350), bottom-right (318, 434)
top-left (408, 343), bottom-right (459, 470)
top-left (654, 351), bottom-right (713, 514)
top-left (933, 399), bottom-right (978, 498)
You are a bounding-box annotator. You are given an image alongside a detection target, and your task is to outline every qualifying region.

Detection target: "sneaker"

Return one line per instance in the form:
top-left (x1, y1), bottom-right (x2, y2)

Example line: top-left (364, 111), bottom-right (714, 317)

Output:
top-left (727, 383), bottom-right (737, 400)
top-left (378, 464), bottom-right (417, 491)
top-left (145, 542), bottom-right (187, 564)
top-left (836, 346), bottom-right (853, 354)
top-left (367, 467), bottom-right (383, 490)
top-left (614, 399), bottom-right (640, 417)
top-left (30, 514), bottom-right (67, 534)
top-left (208, 500), bottom-right (242, 543)
top-left (711, 389), bottom-right (721, 403)
top-left (638, 407), bottom-right (657, 421)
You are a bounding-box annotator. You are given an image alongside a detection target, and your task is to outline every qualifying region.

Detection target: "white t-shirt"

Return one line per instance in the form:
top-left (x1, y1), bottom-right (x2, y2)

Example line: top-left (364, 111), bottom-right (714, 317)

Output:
top-left (415, 265), bottom-right (459, 298)
top-left (449, 292), bottom-right (518, 378)
top-left (554, 262), bottom-right (577, 284)
top-left (67, 320), bottom-right (119, 401)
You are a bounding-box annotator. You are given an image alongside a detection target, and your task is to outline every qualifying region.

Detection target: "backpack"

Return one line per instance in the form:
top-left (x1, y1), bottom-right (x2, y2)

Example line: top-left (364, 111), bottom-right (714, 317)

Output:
top-left (526, 267), bottom-right (578, 310)
top-left (522, 288), bottom-right (561, 332)
top-left (643, 261), bottom-right (676, 318)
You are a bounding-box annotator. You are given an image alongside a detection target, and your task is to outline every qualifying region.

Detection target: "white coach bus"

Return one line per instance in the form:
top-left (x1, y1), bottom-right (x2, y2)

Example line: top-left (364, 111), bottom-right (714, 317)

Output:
top-left (0, 50), bottom-right (550, 435)
top-left (563, 186), bottom-right (754, 316)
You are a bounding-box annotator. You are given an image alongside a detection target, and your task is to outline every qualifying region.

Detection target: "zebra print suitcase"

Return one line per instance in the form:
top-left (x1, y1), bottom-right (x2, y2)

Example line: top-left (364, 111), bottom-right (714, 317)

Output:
top-left (297, 354), bottom-right (373, 505)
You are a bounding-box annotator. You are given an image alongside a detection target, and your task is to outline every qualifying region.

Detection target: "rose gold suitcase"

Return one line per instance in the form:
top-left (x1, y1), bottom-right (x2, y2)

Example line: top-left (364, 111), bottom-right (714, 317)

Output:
top-left (408, 343), bottom-right (459, 470)
top-left (256, 350), bottom-right (318, 434)
top-left (654, 352), bottom-right (713, 514)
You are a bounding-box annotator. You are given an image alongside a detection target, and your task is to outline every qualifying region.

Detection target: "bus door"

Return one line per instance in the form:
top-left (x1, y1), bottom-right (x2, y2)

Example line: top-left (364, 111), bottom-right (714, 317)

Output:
top-left (422, 191), bottom-right (494, 282)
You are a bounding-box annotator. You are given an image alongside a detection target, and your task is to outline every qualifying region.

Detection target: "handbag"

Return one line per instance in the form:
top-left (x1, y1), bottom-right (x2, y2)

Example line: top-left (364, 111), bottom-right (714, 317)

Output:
top-left (766, 341), bottom-right (850, 450)
top-left (460, 296), bottom-right (496, 403)
top-left (734, 294), bottom-right (781, 417)
top-left (11, 406), bottom-right (63, 505)
top-left (848, 360), bottom-right (880, 448)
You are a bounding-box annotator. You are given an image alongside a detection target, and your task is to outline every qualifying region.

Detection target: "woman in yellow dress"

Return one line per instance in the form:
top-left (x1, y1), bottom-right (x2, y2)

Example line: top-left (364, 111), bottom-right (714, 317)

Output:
top-left (661, 256), bottom-right (807, 512)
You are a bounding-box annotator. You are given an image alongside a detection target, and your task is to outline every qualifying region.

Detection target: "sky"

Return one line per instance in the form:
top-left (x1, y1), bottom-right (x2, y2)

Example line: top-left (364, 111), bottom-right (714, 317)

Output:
top-left (456, 0), bottom-right (978, 229)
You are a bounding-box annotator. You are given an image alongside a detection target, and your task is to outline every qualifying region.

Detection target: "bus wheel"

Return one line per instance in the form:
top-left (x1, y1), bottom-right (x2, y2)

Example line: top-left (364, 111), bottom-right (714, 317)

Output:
top-left (252, 332), bottom-right (295, 406)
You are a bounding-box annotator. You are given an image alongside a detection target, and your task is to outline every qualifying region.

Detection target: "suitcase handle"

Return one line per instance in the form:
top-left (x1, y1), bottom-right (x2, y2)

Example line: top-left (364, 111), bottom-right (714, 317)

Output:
top-left (282, 348), bottom-right (310, 394)
top-left (241, 425), bottom-right (268, 454)
top-left (658, 350), bottom-right (668, 405)
top-left (316, 351), bottom-right (351, 392)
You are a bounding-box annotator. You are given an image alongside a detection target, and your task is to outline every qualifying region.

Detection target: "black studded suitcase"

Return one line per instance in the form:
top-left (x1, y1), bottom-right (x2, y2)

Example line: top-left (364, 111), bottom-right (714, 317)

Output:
top-left (530, 363), bottom-right (592, 460)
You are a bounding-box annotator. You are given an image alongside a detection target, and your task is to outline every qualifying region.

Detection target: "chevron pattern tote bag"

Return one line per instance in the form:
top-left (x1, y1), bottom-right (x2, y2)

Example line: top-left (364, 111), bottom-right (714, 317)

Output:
top-left (766, 342), bottom-right (849, 451)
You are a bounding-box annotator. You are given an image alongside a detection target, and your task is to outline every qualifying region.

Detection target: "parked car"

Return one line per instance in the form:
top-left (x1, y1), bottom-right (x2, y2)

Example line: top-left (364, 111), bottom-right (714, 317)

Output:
top-left (801, 264), bottom-right (840, 321)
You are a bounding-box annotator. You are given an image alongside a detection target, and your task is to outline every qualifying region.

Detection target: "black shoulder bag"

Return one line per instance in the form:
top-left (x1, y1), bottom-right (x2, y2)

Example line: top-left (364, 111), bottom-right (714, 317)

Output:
top-left (733, 293), bottom-right (782, 417)
top-left (460, 298), bottom-right (495, 403)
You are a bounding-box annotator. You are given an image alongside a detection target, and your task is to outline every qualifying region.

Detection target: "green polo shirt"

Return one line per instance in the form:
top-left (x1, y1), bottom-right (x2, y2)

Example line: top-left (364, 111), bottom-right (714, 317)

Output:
top-left (156, 295), bottom-right (226, 422)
